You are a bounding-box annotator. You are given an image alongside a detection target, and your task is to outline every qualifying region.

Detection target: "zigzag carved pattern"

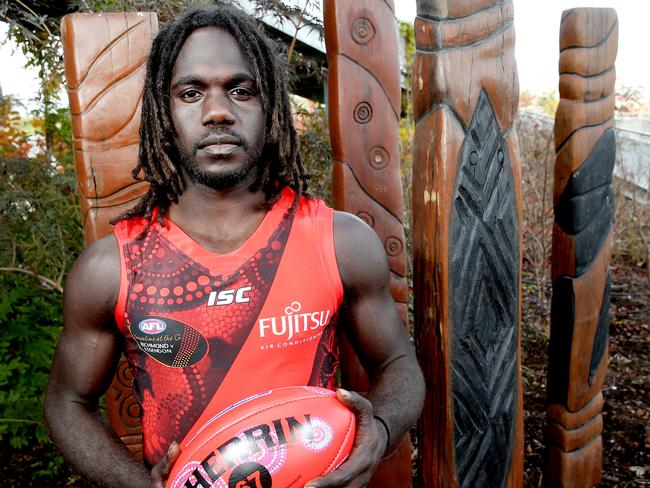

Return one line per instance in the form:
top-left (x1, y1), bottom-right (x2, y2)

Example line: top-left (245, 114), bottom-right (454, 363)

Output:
top-left (450, 90), bottom-right (519, 488)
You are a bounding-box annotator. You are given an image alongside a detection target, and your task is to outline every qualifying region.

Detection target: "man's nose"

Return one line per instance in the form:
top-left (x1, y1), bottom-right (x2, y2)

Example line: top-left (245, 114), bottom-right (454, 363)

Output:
top-left (201, 91), bottom-right (235, 126)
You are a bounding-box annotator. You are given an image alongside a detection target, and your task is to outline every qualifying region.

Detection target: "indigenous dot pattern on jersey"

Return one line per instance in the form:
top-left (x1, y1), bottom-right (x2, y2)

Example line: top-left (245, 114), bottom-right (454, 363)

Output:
top-left (307, 316), bottom-right (339, 389)
top-left (122, 212), bottom-right (294, 465)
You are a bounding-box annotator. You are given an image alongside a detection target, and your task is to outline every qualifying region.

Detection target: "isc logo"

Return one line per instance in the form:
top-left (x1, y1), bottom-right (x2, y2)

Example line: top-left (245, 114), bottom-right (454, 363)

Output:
top-left (207, 286), bottom-right (252, 307)
top-left (138, 318), bottom-right (167, 335)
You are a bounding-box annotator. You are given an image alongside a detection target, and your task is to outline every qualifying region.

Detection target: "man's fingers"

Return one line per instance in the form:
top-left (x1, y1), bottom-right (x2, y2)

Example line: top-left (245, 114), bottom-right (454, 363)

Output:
top-left (151, 441), bottom-right (181, 487)
top-left (163, 441), bottom-right (181, 475)
top-left (336, 388), bottom-right (372, 416)
top-left (336, 388), bottom-right (377, 439)
top-left (304, 390), bottom-right (379, 487)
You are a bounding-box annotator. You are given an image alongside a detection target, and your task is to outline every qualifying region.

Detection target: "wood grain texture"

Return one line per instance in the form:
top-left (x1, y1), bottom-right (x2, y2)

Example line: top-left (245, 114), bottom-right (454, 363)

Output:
top-left (61, 12), bottom-right (158, 459)
top-left (412, 1), bottom-right (523, 487)
top-left (105, 356), bottom-right (143, 460)
top-left (62, 12), bottom-right (156, 245)
top-left (324, 1), bottom-right (412, 485)
top-left (545, 8), bottom-right (618, 488)
top-left (415, 0), bottom-right (500, 20)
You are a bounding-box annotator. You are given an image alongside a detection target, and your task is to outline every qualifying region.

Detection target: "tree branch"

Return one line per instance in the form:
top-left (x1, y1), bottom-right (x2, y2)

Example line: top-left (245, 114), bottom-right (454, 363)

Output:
top-left (0, 267), bottom-right (63, 293)
top-left (14, 0), bottom-right (53, 38)
top-left (287, 0), bottom-right (311, 64)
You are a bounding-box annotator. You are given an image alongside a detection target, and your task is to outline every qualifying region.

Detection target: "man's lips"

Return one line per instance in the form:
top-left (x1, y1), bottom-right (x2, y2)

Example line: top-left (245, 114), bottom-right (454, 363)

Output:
top-left (196, 134), bottom-right (242, 150)
top-left (195, 134), bottom-right (243, 157)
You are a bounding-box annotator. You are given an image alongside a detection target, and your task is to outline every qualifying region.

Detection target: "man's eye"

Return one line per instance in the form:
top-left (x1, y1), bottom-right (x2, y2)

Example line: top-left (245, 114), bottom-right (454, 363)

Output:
top-left (231, 88), bottom-right (254, 98)
top-left (180, 89), bottom-right (201, 99)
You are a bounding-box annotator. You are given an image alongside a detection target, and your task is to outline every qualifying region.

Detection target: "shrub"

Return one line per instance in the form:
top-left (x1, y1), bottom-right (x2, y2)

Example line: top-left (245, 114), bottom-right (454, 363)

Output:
top-left (0, 155), bottom-right (82, 449)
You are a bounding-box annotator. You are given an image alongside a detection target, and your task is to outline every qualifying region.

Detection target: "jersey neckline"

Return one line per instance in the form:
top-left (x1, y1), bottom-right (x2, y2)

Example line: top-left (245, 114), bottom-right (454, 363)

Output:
top-left (157, 187), bottom-right (295, 272)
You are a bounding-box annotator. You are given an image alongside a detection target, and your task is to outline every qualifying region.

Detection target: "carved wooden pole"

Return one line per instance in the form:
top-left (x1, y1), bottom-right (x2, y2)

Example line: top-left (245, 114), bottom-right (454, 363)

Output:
top-left (61, 12), bottom-right (158, 458)
top-left (412, 1), bottom-right (524, 486)
top-left (545, 8), bottom-right (618, 487)
top-left (324, 1), bottom-right (412, 485)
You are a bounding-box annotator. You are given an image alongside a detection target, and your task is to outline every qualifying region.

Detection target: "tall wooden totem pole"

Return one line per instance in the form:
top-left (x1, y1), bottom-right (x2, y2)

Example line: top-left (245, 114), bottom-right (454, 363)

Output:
top-left (324, 1), bottom-right (412, 485)
top-left (412, 1), bottom-right (524, 486)
top-left (61, 12), bottom-right (158, 458)
top-left (545, 8), bottom-right (618, 487)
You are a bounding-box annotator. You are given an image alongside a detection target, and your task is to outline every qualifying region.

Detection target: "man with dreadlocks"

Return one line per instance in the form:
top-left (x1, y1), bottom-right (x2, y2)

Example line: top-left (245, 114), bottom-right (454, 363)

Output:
top-left (45, 4), bottom-right (424, 487)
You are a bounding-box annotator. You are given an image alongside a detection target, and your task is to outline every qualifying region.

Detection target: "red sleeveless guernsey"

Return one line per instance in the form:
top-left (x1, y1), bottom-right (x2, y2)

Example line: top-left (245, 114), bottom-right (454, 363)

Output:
top-left (113, 188), bottom-right (343, 466)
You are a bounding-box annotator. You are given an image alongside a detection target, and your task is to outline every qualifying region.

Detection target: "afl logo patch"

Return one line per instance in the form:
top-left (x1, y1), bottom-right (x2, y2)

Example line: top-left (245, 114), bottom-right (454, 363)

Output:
top-left (138, 318), bottom-right (167, 335)
top-left (130, 316), bottom-right (208, 368)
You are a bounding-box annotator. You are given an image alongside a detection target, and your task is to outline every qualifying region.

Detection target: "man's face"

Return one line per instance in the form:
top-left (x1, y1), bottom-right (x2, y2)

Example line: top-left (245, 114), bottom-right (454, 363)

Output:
top-left (170, 27), bottom-right (265, 190)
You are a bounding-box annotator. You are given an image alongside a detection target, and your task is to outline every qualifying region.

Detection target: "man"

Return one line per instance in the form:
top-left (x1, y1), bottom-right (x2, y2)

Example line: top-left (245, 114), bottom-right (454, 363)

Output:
top-left (45, 4), bottom-right (424, 487)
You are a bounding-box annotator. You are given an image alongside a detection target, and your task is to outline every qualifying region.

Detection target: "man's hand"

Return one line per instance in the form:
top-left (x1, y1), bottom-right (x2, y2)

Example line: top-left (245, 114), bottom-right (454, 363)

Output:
top-left (151, 441), bottom-right (181, 488)
top-left (304, 389), bottom-right (387, 488)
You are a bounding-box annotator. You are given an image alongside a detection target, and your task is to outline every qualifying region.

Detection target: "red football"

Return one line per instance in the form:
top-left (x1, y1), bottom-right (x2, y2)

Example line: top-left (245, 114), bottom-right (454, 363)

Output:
top-left (167, 386), bottom-right (356, 488)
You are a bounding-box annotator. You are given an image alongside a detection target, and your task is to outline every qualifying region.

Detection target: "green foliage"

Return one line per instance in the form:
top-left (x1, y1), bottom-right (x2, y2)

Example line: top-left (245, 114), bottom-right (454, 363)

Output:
top-left (0, 158), bottom-right (82, 284)
top-left (398, 21), bottom-right (415, 281)
top-left (86, 0), bottom-right (211, 23)
top-left (294, 102), bottom-right (332, 203)
top-left (0, 273), bottom-right (62, 448)
top-left (32, 105), bottom-right (75, 164)
top-left (399, 21), bottom-right (415, 118)
top-left (537, 90), bottom-right (559, 118)
top-left (0, 155), bottom-right (82, 453)
top-left (400, 21), bottom-right (415, 69)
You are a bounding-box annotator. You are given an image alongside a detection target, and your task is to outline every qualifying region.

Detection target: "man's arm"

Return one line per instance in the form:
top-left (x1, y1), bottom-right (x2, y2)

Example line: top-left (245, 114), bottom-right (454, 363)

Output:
top-left (306, 211), bottom-right (425, 488)
top-left (44, 235), bottom-right (178, 488)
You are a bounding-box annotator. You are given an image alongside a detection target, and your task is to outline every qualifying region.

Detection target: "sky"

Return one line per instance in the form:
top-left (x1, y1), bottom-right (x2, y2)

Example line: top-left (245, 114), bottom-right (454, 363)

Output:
top-left (395, 0), bottom-right (649, 96)
top-left (1, 1), bottom-right (648, 107)
top-left (0, 24), bottom-right (41, 107)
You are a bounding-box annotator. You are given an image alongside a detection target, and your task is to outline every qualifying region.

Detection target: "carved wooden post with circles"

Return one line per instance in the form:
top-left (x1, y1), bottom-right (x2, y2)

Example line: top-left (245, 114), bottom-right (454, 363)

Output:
top-left (412, 1), bottom-right (524, 486)
top-left (324, 1), bottom-right (412, 485)
top-left (545, 8), bottom-right (618, 487)
top-left (61, 12), bottom-right (158, 459)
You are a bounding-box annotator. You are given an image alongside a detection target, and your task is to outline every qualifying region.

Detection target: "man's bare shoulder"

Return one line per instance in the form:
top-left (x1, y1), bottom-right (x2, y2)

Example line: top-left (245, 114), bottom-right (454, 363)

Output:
top-left (70, 233), bottom-right (120, 280)
top-left (332, 210), bottom-right (390, 292)
top-left (64, 234), bottom-right (121, 327)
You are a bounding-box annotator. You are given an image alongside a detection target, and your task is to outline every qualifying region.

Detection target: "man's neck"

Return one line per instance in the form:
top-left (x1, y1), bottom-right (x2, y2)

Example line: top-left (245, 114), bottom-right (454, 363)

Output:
top-left (167, 181), bottom-right (269, 254)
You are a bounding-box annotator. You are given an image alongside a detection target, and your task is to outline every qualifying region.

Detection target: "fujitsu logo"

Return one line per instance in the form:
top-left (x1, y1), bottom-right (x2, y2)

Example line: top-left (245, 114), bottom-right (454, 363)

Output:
top-left (258, 301), bottom-right (331, 341)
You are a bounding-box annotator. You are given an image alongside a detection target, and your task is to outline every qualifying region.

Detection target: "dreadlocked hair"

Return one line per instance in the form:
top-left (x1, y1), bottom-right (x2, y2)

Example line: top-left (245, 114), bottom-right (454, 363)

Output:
top-left (112, 2), bottom-right (309, 229)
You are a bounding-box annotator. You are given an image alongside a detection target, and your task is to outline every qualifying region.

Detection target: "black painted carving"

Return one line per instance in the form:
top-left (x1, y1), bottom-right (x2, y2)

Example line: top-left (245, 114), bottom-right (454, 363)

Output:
top-left (555, 129), bottom-right (616, 275)
top-left (557, 129), bottom-right (616, 201)
top-left (590, 272), bottom-right (611, 382)
top-left (555, 185), bottom-right (613, 235)
top-left (548, 276), bottom-right (575, 404)
top-left (548, 270), bottom-right (612, 402)
top-left (449, 90), bottom-right (519, 488)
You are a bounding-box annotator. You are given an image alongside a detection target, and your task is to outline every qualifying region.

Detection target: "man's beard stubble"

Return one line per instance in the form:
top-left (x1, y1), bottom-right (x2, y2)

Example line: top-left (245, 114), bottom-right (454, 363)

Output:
top-left (178, 128), bottom-right (263, 190)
